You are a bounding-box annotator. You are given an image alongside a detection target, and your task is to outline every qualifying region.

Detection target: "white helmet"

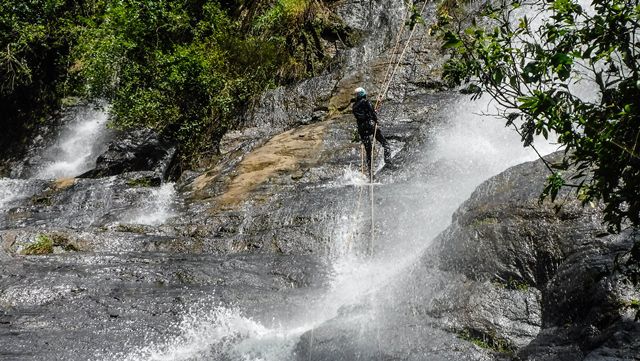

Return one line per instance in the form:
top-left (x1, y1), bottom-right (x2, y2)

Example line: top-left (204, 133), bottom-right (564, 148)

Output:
top-left (354, 87), bottom-right (366, 98)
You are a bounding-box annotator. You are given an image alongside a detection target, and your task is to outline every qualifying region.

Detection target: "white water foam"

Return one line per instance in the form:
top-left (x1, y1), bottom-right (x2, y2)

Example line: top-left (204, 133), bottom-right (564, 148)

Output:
top-left (36, 104), bottom-right (111, 179)
top-left (125, 183), bottom-right (177, 226)
top-left (265, 96), bottom-right (563, 358)
top-left (314, 95), bottom-right (560, 348)
top-left (113, 304), bottom-right (302, 361)
top-left (332, 166), bottom-right (383, 187)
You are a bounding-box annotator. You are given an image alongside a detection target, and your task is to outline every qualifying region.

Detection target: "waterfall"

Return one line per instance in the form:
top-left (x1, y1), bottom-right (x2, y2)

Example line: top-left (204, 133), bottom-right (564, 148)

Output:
top-left (0, 179), bottom-right (23, 210)
top-left (329, 96), bottom-right (557, 296)
top-left (111, 94), bottom-right (559, 361)
top-left (3, 0), bottom-right (621, 359)
top-left (297, 95), bottom-right (560, 332)
top-left (0, 104), bottom-right (112, 214)
top-left (34, 104), bottom-right (112, 179)
top-left (0, 103), bottom-right (179, 229)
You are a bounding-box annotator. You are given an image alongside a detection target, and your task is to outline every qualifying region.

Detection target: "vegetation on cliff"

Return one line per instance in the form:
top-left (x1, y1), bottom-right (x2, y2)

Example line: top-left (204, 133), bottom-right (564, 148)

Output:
top-left (0, 0), bottom-right (350, 165)
top-left (435, 0), bottom-right (640, 232)
top-left (0, 1), bottom-right (86, 155)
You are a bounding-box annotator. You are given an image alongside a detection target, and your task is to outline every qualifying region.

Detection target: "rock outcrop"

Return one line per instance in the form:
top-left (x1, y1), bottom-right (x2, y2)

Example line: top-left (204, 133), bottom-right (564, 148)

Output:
top-left (428, 152), bottom-right (640, 360)
top-left (79, 128), bottom-right (178, 180)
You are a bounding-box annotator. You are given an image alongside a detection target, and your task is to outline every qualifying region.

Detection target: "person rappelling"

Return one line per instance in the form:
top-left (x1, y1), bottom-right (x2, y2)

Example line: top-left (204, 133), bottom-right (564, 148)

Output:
top-left (352, 87), bottom-right (392, 177)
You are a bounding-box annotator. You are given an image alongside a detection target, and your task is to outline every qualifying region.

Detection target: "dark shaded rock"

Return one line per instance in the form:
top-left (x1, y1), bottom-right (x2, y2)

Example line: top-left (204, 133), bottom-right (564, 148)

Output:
top-left (431, 152), bottom-right (605, 289)
top-left (426, 152), bottom-right (640, 360)
top-left (79, 128), bottom-right (177, 180)
top-left (517, 229), bottom-right (640, 361)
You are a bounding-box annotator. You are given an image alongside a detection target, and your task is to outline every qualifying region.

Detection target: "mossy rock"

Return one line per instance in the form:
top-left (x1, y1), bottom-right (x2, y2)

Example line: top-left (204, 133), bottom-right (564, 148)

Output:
top-left (126, 176), bottom-right (160, 187)
top-left (22, 235), bottom-right (53, 255)
top-left (22, 233), bottom-right (79, 255)
top-left (31, 195), bottom-right (52, 206)
top-left (457, 327), bottom-right (515, 355)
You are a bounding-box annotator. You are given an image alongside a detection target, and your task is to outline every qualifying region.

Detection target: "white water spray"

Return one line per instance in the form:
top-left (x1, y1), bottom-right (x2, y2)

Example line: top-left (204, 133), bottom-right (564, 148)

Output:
top-left (111, 93), bottom-right (560, 361)
top-left (322, 95), bottom-right (560, 309)
top-left (112, 303), bottom-right (304, 361)
top-left (35, 104), bottom-right (111, 179)
top-left (125, 183), bottom-right (178, 226)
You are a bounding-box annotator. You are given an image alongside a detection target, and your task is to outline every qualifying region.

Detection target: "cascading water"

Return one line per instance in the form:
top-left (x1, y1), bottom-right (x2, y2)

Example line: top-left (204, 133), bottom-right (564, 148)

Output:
top-left (112, 93), bottom-right (559, 361)
top-left (0, 178), bottom-right (43, 212)
top-left (4, 1), bottom-right (614, 359)
top-left (0, 104), bottom-right (113, 219)
top-left (34, 104), bottom-right (112, 179)
top-left (0, 103), bottom-right (179, 229)
top-left (124, 182), bottom-right (178, 226)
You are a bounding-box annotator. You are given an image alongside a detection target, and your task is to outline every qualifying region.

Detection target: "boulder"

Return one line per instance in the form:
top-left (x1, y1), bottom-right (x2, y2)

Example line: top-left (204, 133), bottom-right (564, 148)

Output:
top-left (428, 152), bottom-right (640, 360)
top-left (79, 128), bottom-right (177, 180)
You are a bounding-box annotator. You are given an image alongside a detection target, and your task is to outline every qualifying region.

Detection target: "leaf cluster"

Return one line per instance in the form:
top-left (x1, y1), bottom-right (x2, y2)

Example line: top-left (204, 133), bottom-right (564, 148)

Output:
top-left (71, 1), bottom-right (286, 162)
top-left (436, 0), bottom-right (640, 232)
top-left (0, 0), bottom-right (90, 155)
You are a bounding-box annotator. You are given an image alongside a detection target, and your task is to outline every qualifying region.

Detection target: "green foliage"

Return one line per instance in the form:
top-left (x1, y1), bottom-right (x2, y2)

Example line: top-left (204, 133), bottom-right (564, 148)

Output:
top-left (436, 0), bottom-right (640, 232)
top-left (458, 327), bottom-right (514, 354)
top-left (493, 276), bottom-right (530, 291)
top-left (116, 224), bottom-right (146, 233)
top-left (0, 0), bottom-right (88, 156)
top-left (628, 299), bottom-right (640, 321)
top-left (23, 234), bottom-right (54, 255)
top-left (507, 277), bottom-right (530, 291)
top-left (72, 1), bottom-right (277, 159)
top-left (22, 233), bottom-right (77, 255)
top-left (1, 1), bottom-right (349, 166)
top-left (126, 177), bottom-right (153, 187)
top-left (248, 0), bottom-right (343, 81)
top-left (472, 216), bottom-right (498, 227)
top-left (541, 171), bottom-right (565, 203)
top-left (67, 0), bottom-right (345, 164)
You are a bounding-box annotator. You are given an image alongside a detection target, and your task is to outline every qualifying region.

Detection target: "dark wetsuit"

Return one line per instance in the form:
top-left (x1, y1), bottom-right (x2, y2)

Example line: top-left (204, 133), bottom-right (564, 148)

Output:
top-left (352, 96), bottom-right (391, 174)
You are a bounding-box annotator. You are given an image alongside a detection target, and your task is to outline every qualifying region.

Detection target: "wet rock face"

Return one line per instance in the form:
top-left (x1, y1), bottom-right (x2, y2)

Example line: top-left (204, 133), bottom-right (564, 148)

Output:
top-left (427, 275), bottom-right (543, 350)
top-left (295, 303), bottom-right (497, 361)
top-left (0, 171), bottom-right (174, 230)
top-left (0, 251), bottom-right (327, 360)
top-left (4, 0), bottom-right (638, 360)
top-left (432, 152), bottom-right (600, 288)
top-left (427, 153), bottom-right (640, 360)
top-left (178, 92), bottom-right (446, 257)
top-left (79, 128), bottom-right (178, 180)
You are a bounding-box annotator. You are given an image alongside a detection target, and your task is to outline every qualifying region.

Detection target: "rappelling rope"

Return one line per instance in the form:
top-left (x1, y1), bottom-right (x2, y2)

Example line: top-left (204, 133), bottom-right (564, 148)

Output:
top-left (366, 1), bottom-right (428, 254)
top-left (369, 0), bottom-right (428, 182)
top-left (374, 0), bottom-right (429, 113)
top-left (376, 9), bottom-right (410, 109)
